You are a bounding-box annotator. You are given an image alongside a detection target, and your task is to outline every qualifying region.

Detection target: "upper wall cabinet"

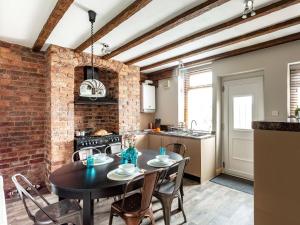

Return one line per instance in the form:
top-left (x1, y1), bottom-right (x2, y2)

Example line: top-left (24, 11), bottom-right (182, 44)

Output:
top-left (141, 83), bottom-right (155, 113)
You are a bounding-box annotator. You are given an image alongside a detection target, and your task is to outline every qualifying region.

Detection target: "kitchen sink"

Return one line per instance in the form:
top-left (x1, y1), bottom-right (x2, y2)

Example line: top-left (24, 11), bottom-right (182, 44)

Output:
top-left (160, 130), bottom-right (210, 138)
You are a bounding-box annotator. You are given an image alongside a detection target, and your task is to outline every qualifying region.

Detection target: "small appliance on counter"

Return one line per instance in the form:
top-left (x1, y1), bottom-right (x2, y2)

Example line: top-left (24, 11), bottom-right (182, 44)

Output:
top-left (160, 124), bottom-right (173, 131)
top-left (155, 118), bottom-right (161, 129)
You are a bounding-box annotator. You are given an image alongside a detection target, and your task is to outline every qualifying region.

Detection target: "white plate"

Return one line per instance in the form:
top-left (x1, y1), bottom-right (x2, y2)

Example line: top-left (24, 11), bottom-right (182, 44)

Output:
top-left (147, 159), bottom-right (175, 168)
top-left (82, 156), bottom-right (114, 166)
top-left (107, 168), bottom-right (142, 181)
top-left (115, 168), bottom-right (136, 176)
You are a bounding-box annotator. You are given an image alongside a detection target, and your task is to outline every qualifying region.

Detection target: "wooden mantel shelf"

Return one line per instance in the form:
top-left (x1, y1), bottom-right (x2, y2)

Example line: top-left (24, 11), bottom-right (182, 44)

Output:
top-left (74, 97), bottom-right (118, 106)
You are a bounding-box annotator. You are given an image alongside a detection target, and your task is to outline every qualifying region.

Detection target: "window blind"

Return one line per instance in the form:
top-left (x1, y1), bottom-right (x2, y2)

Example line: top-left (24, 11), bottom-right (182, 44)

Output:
top-left (290, 63), bottom-right (300, 115)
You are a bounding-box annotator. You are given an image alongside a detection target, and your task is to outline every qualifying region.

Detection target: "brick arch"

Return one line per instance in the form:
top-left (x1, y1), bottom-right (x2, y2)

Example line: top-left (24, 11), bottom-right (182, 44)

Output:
top-left (74, 53), bottom-right (124, 75)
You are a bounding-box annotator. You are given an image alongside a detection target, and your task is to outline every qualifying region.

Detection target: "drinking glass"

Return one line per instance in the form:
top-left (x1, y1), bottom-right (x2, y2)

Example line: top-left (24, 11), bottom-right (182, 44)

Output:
top-left (159, 147), bottom-right (166, 155)
top-left (86, 155), bottom-right (94, 168)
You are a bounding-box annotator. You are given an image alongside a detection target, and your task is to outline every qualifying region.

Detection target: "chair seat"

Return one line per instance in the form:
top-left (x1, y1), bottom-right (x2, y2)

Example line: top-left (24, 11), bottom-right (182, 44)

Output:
top-left (35, 199), bottom-right (81, 224)
top-left (112, 193), bottom-right (142, 214)
top-left (155, 181), bottom-right (175, 196)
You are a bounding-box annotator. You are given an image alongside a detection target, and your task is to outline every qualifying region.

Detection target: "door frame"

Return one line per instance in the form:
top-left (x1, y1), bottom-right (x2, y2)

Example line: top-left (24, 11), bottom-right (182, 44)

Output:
top-left (222, 75), bottom-right (264, 180)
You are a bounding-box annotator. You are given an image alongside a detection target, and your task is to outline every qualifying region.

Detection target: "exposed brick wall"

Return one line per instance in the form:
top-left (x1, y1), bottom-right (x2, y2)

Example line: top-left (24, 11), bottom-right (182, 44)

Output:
top-left (0, 41), bottom-right (46, 194)
top-left (119, 68), bottom-right (141, 132)
top-left (0, 42), bottom-right (141, 194)
top-left (45, 45), bottom-right (141, 177)
top-left (74, 67), bottom-right (119, 133)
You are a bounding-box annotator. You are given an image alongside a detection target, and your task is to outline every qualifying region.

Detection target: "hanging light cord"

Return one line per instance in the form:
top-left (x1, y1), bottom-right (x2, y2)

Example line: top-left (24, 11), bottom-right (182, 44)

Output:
top-left (91, 19), bottom-right (94, 80)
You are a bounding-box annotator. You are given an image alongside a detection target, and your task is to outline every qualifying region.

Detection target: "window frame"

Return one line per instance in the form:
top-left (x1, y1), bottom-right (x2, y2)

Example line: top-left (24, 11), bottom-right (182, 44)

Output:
top-left (184, 68), bottom-right (213, 130)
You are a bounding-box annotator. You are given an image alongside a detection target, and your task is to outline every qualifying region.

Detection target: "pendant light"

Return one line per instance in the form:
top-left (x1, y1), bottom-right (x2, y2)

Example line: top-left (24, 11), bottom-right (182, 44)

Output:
top-left (79, 10), bottom-right (106, 100)
top-left (242, 0), bottom-right (256, 19)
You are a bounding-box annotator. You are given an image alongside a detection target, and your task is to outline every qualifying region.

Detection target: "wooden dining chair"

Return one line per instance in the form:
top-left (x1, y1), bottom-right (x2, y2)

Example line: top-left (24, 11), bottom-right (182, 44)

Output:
top-left (12, 174), bottom-right (82, 225)
top-left (165, 143), bottom-right (187, 157)
top-left (154, 157), bottom-right (190, 225)
top-left (165, 143), bottom-right (187, 201)
top-left (72, 147), bottom-right (101, 162)
top-left (108, 170), bottom-right (162, 225)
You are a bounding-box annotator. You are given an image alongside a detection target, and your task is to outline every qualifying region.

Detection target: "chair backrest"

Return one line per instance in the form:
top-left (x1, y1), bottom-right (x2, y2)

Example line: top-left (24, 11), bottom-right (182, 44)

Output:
top-left (165, 143), bottom-right (187, 157)
top-left (11, 174), bottom-right (56, 223)
top-left (72, 147), bottom-right (101, 162)
top-left (158, 157), bottom-right (190, 196)
top-left (104, 143), bottom-right (122, 155)
top-left (122, 170), bottom-right (161, 212)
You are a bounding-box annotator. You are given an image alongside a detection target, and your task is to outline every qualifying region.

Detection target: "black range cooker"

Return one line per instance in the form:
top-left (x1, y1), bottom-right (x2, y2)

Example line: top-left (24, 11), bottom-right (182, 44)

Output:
top-left (74, 134), bottom-right (122, 154)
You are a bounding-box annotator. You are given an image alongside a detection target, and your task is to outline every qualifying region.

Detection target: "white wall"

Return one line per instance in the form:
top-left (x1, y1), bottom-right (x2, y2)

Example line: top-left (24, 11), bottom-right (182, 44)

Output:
top-left (0, 176), bottom-right (7, 225)
top-left (212, 40), bottom-right (300, 167)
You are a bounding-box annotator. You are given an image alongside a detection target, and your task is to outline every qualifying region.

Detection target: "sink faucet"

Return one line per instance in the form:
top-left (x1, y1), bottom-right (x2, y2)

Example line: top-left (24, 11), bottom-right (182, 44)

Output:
top-left (190, 120), bottom-right (197, 131)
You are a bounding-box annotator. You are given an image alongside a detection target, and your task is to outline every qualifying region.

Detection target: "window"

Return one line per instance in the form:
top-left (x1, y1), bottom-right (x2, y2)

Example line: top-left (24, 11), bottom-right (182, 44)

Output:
top-left (185, 70), bottom-right (212, 131)
top-left (233, 96), bottom-right (253, 130)
top-left (289, 63), bottom-right (300, 116)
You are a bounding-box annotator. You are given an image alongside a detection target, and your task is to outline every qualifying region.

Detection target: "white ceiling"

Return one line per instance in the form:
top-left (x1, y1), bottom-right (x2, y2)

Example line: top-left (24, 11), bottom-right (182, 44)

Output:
top-left (0, 0), bottom-right (299, 73)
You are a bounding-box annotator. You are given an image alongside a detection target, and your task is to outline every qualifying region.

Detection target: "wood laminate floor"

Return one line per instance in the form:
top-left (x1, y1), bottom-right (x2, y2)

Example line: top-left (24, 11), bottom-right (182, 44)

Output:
top-left (6, 179), bottom-right (253, 225)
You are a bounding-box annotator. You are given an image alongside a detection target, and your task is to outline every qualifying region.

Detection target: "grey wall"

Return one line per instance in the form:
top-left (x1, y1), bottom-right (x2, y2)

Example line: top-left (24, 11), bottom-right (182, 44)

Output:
top-left (212, 40), bottom-right (300, 168)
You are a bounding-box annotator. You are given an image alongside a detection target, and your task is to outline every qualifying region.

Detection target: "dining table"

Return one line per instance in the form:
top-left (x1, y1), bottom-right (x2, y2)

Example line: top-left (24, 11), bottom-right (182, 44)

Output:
top-left (49, 149), bottom-right (182, 225)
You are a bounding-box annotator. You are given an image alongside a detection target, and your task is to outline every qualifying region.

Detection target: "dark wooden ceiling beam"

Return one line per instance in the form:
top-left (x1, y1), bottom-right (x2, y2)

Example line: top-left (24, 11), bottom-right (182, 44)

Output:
top-left (103, 0), bottom-right (230, 59)
top-left (128, 0), bottom-right (300, 65)
top-left (75, 0), bottom-right (152, 52)
top-left (146, 32), bottom-right (300, 76)
top-left (33, 0), bottom-right (74, 51)
top-left (141, 16), bottom-right (300, 71)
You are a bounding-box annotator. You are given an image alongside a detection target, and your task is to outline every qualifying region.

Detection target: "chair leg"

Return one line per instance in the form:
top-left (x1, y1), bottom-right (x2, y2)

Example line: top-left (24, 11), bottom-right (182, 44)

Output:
top-left (180, 182), bottom-right (184, 202)
top-left (159, 197), bottom-right (172, 225)
top-left (178, 194), bottom-right (187, 223)
top-left (148, 209), bottom-right (156, 225)
top-left (74, 213), bottom-right (83, 225)
top-left (109, 209), bottom-right (114, 225)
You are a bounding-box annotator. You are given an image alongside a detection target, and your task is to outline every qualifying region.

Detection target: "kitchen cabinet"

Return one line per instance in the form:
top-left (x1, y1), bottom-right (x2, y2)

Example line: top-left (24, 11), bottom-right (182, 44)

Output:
top-left (179, 138), bottom-right (201, 177)
top-left (147, 134), bottom-right (216, 183)
top-left (180, 136), bottom-right (216, 183)
top-left (141, 84), bottom-right (155, 113)
top-left (254, 129), bottom-right (300, 225)
top-left (135, 134), bottom-right (148, 150)
top-left (162, 136), bottom-right (179, 147)
top-left (148, 135), bottom-right (162, 150)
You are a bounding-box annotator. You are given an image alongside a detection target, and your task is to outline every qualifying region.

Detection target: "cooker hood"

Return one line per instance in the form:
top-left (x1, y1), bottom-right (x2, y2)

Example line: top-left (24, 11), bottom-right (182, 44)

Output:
top-left (75, 66), bottom-right (118, 105)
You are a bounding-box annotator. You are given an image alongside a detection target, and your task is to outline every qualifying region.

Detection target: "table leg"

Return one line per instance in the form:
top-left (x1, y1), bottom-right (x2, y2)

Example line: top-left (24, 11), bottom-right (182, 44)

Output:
top-left (83, 193), bottom-right (94, 225)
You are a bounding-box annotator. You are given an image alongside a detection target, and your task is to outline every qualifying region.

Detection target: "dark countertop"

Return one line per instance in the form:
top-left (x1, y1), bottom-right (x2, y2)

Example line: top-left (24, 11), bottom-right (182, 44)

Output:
top-left (252, 118), bottom-right (300, 132)
top-left (127, 130), bottom-right (215, 140)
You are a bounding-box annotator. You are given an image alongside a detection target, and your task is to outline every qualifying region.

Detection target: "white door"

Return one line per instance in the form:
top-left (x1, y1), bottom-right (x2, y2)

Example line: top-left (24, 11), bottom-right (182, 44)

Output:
top-left (223, 77), bottom-right (264, 180)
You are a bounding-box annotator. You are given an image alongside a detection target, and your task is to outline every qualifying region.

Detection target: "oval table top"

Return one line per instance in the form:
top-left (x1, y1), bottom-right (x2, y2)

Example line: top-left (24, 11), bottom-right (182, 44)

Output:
top-left (49, 149), bottom-right (182, 199)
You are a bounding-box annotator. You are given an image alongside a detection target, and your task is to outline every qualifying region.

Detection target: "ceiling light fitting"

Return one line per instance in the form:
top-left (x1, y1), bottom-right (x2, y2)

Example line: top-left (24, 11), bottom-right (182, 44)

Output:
top-left (178, 60), bottom-right (185, 69)
top-left (79, 10), bottom-right (107, 100)
top-left (242, 0), bottom-right (256, 19)
top-left (99, 43), bottom-right (112, 55)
